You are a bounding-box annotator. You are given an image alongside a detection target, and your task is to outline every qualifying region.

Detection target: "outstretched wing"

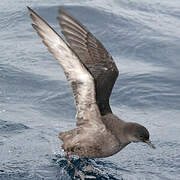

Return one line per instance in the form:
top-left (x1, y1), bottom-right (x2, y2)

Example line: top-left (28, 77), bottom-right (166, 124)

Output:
top-left (57, 8), bottom-right (119, 115)
top-left (28, 7), bottom-right (105, 129)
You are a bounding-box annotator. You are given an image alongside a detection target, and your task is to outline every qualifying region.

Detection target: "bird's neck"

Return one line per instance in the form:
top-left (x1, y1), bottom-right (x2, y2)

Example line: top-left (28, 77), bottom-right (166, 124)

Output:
top-left (102, 113), bottom-right (129, 143)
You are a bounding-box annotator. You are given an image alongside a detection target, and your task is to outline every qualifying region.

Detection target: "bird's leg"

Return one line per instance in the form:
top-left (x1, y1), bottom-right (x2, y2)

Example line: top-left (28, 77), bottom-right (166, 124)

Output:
top-left (66, 154), bottom-right (85, 180)
top-left (66, 154), bottom-right (97, 179)
top-left (66, 154), bottom-right (74, 168)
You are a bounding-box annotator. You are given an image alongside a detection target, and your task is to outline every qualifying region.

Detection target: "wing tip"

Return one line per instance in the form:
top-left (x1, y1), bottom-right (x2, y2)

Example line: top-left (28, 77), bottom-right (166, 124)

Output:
top-left (58, 7), bottom-right (67, 15)
top-left (27, 6), bottom-right (37, 22)
top-left (27, 7), bottom-right (38, 29)
top-left (27, 6), bottom-right (34, 14)
top-left (27, 6), bottom-right (31, 10)
top-left (58, 7), bottom-right (75, 21)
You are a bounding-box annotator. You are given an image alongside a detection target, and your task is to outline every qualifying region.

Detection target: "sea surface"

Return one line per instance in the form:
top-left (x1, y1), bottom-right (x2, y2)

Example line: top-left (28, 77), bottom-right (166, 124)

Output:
top-left (0, 0), bottom-right (180, 179)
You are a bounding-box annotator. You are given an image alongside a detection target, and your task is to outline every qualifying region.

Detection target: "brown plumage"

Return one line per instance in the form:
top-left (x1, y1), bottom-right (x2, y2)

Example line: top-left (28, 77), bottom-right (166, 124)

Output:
top-left (57, 8), bottom-right (119, 115)
top-left (28, 7), bottom-right (155, 161)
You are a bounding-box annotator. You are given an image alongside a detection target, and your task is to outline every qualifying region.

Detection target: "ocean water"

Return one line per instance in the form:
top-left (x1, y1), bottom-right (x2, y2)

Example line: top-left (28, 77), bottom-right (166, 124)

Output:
top-left (0, 0), bottom-right (180, 179)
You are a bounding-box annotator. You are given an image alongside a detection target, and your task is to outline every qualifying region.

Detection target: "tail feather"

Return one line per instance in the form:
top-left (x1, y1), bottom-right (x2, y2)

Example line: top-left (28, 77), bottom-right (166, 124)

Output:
top-left (59, 128), bottom-right (81, 152)
top-left (59, 131), bottom-right (72, 141)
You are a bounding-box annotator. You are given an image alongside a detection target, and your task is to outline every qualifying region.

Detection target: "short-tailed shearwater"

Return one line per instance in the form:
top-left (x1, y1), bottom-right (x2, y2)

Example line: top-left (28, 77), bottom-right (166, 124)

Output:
top-left (28, 6), bottom-right (155, 172)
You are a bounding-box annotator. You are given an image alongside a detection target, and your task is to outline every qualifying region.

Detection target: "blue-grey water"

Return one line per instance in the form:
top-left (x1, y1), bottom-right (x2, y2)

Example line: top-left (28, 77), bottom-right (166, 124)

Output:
top-left (0, 0), bottom-right (180, 179)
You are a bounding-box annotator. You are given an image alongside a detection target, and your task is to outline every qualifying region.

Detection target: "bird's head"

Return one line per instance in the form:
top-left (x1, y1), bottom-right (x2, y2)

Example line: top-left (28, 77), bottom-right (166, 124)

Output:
top-left (124, 122), bottom-right (155, 149)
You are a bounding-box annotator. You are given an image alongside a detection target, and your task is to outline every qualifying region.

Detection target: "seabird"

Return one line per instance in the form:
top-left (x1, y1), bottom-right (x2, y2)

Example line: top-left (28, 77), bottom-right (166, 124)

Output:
top-left (28, 6), bottom-right (155, 175)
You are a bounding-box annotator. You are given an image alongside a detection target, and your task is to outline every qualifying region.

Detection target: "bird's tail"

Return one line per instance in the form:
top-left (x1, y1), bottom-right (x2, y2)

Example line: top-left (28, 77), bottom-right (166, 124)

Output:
top-left (59, 128), bottom-right (80, 152)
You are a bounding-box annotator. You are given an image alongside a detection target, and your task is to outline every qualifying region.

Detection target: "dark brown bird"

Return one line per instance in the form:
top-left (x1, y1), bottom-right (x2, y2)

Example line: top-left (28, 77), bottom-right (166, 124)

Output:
top-left (28, 6), bottom-right (155, 170)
